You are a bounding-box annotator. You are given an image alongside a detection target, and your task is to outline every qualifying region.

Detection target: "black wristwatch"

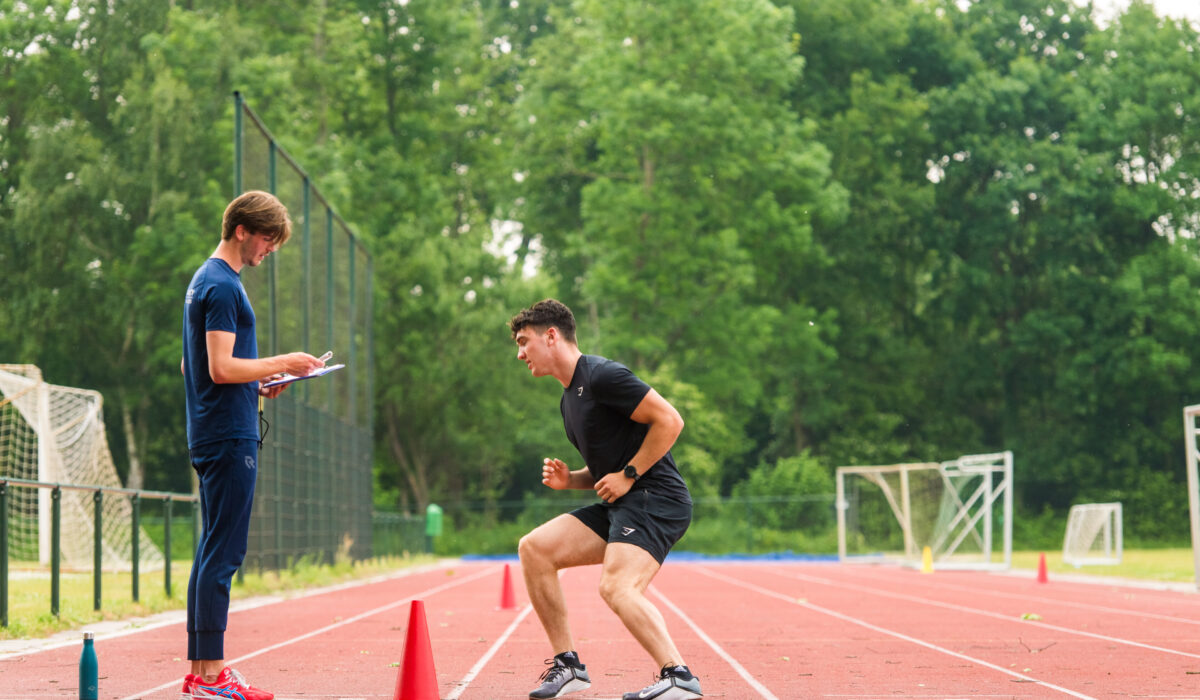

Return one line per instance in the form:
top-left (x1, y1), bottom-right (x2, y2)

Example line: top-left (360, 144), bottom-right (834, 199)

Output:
top-left (623, 464), bottom-right (640, 481)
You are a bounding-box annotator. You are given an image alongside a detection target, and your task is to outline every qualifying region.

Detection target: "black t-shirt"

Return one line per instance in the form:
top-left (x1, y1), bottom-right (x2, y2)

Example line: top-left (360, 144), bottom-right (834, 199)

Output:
top-left (560, 355), bottom-right (692, 503)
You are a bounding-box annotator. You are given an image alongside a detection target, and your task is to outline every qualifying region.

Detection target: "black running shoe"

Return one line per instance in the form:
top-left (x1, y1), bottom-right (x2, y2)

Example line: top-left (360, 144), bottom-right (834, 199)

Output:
top-left (622, 665), bottom-right (703, 700)
top-left (529, 657), bottom-right (591, 699)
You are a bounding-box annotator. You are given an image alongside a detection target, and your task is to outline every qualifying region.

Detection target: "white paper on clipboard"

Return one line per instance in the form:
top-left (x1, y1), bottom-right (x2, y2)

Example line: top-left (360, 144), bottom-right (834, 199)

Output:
top-left (261, 363), bottom-right (345, 388)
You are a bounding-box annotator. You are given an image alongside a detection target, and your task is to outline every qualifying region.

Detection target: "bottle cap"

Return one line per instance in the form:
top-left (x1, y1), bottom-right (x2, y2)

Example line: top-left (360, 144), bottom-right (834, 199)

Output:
top-left (83, 632), bottom-right (94, 640)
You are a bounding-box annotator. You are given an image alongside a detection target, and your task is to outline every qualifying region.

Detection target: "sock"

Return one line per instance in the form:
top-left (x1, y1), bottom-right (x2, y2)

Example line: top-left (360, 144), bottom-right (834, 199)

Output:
top-left (664, 664), bottom-right (693, 680)
top-left (556, 651), bottom-right (584, 669)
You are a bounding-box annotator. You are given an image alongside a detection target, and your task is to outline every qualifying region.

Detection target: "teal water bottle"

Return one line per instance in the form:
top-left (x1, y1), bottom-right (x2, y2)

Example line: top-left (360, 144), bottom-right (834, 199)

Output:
top-left (79, 631), bottom-right (98, 700)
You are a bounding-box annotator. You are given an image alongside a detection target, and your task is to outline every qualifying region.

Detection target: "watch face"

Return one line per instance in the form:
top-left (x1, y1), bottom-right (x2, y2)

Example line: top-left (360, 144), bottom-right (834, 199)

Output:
top-left (624, 465), bottom-right (638, 479)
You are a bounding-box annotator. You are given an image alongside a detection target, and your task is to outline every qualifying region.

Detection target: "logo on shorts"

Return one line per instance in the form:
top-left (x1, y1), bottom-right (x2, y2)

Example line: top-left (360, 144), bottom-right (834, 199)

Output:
top-left (244, 455), bottom-right (256, 470)
top-left (622, 527), bottom-right (636, 536)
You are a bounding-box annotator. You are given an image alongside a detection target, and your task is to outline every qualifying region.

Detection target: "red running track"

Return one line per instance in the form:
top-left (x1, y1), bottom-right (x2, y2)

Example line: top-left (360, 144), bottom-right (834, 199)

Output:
top-left (2, 559), bottom-right (1198, 698)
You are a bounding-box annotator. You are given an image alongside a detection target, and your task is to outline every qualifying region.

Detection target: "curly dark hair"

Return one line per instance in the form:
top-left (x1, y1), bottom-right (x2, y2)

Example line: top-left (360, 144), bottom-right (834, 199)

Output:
top-left (509, 298), bottom-right (577, 343)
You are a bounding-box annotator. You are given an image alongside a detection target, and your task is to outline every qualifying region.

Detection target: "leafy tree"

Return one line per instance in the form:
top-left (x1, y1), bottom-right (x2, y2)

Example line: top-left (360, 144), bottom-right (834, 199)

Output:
top-left (732, 453), bottom-right (833, 531)
top-left (1, 0), bottom-right (223, 491)
top-left (513, 0), bottom-right (845, 490)
top-left (322, 0), bottom-right (565, 510)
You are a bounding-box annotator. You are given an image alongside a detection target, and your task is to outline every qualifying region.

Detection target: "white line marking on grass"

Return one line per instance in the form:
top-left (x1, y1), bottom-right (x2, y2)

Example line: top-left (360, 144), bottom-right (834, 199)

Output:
top-left (775, 568), bottom-right (1200, 660)
top-left (695, 567), bottom-right (1097, 700)
top-left (119, 564), bottom-right (498, 700)
top-left (444, 603), bottom-right (535, 699)
top-left (649, 584), bottom-right (781, 700)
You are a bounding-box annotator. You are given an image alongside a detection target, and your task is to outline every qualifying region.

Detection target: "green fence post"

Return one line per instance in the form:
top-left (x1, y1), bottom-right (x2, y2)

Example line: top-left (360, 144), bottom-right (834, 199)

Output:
top-left (269, 139), bottom-right (281, 574)
top-left (745, 498), bottom-right (754, 554)
top-left (51, 486), bottom-right (60, 617)
top-left (348, 241), bottom-right (357, 428)
top-left (233, 91), bottom-right (243, 196)
top-left (164, 496), bottom-right (173, 597)
top-left (1, 481), bottom-right (8, 627)
top-left (131, 493), bottom-right (140, 602)
top-left (326, 212), bottom-right (336, 564)
top-left (93, 490), bottom-right (103, 611)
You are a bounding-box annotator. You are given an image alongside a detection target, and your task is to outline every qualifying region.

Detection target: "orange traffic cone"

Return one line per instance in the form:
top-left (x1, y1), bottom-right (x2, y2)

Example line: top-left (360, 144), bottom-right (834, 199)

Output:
top-left (393, 600), bottom-right (438, 700)
top-left (1036, 552), bottom-right (1049, 584)
top-left (499, 563), bottom-right (518, 610)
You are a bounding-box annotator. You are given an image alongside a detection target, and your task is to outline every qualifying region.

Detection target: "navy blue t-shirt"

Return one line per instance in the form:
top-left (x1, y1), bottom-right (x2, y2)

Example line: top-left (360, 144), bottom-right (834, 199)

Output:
top-left (183, 258), bottom-right (260, 449)
top-left (560, 355), bottom-right (692, 503)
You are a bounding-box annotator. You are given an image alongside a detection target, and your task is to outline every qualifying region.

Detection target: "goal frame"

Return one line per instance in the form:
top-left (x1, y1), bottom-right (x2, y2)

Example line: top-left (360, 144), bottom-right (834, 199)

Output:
top-left (1062, 502), bottom-right (1122, 567)
top-left (0, 364), bottom-right (163, 571)
top-left (836, 451), bottom-right (1013, 570)
top-left (1182, 405), bottom-right (1200, 590)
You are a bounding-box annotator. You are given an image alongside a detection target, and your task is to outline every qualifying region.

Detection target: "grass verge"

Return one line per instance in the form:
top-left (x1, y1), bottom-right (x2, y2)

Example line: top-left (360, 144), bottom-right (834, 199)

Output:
top-left (1010, 548), bottom-right (1194, 584)
top-left (1, 553), bottom-right (435, 640)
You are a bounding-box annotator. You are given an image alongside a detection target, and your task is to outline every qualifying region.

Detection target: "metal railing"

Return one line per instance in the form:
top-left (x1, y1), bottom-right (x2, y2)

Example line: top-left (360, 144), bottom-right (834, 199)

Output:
top-left (0, 477), bottom-right (197, 627)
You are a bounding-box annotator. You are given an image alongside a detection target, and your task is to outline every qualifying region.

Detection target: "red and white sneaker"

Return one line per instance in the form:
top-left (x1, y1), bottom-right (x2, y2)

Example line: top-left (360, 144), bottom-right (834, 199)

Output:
top-left (179, 673), bottom-right (197, 699)
top-left (191, 667), bottom-right (274, 700)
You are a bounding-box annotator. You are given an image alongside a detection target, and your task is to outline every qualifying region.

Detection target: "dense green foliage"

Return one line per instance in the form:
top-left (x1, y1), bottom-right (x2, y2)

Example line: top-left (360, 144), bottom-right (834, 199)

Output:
top-left (3, 0), bottom-right (1200, 543)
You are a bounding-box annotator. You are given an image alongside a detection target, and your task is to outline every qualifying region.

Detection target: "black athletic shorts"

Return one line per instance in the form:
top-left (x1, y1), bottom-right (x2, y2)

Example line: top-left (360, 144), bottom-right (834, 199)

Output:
top-left (569, 489), bottom-right (693, 564)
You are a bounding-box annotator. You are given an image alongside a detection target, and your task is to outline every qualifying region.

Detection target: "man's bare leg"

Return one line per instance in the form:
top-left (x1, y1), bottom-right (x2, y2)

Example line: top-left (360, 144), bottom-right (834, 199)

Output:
top-left (191, 659), bottom-right (223, 681)
top-left (597, 542), bottom-right (685, 668)
top-left (518, 513), bottom-right (607, 654)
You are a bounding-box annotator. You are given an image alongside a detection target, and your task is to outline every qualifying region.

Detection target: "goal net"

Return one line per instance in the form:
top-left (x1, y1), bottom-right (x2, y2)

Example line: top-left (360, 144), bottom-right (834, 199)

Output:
top-left (1061, 502), bottom-right (1122, 567)
top-left (0, 364), bottom-right (163, 571)
top-left (836, 452), bottom-right (1013, 570)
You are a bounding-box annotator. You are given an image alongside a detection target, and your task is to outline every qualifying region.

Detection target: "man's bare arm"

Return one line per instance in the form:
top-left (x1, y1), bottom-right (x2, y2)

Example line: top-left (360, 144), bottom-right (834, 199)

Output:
top-left (625, 389), bottom-right (685, 475)
top-left (205, 330), bottom-right (324, 384)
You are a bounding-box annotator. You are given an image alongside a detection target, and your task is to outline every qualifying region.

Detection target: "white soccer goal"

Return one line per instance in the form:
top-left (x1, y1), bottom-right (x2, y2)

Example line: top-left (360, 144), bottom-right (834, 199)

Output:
top-left (1062, 502), bottom-right (1122, 567)
top-left (0, 364), bottom-right (163, 571)
top-left (836, 451), bottom-right (1013, 570)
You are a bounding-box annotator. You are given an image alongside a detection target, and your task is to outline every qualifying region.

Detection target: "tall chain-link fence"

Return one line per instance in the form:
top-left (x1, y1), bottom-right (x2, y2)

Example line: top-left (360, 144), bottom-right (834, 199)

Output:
top-left (234, 93), bottom-right (374, 569)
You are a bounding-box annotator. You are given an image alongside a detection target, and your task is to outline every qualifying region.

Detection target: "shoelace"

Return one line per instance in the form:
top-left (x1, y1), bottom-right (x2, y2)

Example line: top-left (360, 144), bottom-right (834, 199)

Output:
top-left (538, 660), bottom-right (569, 683)
top-left (647, 666), bottom-right (685, 687)
top-left (227, 668), bottom-right (251, 687)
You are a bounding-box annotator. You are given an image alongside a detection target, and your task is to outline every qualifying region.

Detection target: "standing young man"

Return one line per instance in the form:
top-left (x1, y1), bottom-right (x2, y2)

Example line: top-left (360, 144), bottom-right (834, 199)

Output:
top-left (180, 190), bottom-right (325, 700)
top-left (510, 299), bottom-right (703, 700)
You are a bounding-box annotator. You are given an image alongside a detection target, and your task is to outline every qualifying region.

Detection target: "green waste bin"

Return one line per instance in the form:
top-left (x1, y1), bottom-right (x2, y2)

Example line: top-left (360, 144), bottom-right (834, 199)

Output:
top-left (425, 504), bottom-right (443, 553)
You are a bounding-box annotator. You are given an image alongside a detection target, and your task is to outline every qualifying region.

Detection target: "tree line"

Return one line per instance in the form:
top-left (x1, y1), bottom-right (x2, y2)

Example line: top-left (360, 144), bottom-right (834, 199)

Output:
top-left (2, 0), bottom-right (1199, 542)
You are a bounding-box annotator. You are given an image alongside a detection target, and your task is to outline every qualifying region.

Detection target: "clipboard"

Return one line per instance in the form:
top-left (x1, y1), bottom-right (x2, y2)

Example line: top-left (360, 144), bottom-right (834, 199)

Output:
top-left (261, 363), bottom-right (345, 388)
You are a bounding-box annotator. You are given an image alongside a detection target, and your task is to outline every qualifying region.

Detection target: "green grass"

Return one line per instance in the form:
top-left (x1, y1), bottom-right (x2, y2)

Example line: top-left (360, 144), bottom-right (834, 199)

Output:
top-left (1, 553), bottom-right (435, 640)
top-left (1011, 548), bottom-right (1196, 584)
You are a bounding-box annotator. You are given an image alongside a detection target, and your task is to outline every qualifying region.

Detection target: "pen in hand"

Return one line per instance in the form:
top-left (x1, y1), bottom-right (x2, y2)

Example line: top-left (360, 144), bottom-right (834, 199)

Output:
top-left (318, 351), bottom-right (333, 363)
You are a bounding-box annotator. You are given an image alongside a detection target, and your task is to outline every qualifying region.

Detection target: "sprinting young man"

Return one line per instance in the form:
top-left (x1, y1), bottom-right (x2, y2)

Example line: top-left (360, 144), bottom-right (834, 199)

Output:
top-left (180, 190), bottom-right (325, 700)
top-left (510, 298), bottom-right (703, 700)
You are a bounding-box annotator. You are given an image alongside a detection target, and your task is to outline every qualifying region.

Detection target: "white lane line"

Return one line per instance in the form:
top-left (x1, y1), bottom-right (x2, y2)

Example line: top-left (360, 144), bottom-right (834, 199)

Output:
top-left (886, 574), bottom-right (1200, 626)
top-left (444, 603), bottom-right (536, 699)
top-left (119, 565), bottom-right (499, 700)
top-left (775, 568), bottom-right (1200, 660)
top-left (695, 567), bottom-right (1096, 700)
top-left (649, 584), bottom-right (781, 700)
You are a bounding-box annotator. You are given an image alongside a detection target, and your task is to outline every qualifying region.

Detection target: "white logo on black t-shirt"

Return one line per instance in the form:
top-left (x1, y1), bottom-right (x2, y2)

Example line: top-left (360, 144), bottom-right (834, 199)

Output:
top-left (576, 386), bottom-right (583, 396)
